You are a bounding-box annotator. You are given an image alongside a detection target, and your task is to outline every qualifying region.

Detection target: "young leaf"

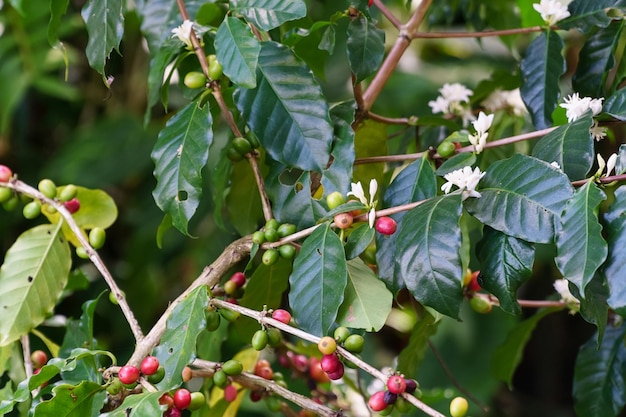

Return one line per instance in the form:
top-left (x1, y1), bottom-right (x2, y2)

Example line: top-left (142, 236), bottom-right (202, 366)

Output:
top-left (234, 42), bottom-right (333, 172)
top-left (33, 381), bottom-right (106, 416)
top-left (215, 16), bottom-right (261, 89)
top-left (579, 272), bottom-right (609, 343)
top-left (153, 285), bottom-right (209, 390)
top-left (395, 194), bottom-right (464, 318)
top-left (288, 223), bottom-right (347, 336)
top-left (80, 0), bottom-right (124, 76)
top-left (346, 16), bottom-right (385, 83)
top-left (520, 31), bottom-right (565, 129)
top-left (555, 181), bottom-right (607, 297)
top-left (603, 187), bottom-right (626, 315)
top-left (231, 0), bottom-right (307, 31)
top-left (531, 113), bottom-right (594, 181)
top-left (151, 100), bottom-right (213, 236)
top-left (465, 154), bottom-right (574, 243)
top-left (477, 227), bottom-right (535, 315)
top-left (335, 258), bottom-right (392, 331)
top-left (573, 326), bottom-right (626, 417)
top-left (0, 224), bottom-right (71, 346)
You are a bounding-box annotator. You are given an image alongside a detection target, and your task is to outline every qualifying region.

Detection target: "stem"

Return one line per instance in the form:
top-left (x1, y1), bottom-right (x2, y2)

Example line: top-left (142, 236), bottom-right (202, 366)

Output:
top-left (247, 153), bottom-right (274, 221)
top-left (372, 0), bottom-right (402, 29)
top-left (21, 335), bottom-right (33, 378)
top-left (412, 26), bottom-right (545, 39)
top-left (176, 0), bottom-right (210, 80)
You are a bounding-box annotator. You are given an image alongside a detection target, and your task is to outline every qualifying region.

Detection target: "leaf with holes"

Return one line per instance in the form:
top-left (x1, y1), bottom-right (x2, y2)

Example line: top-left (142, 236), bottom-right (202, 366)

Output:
top-left (288, 223), bottom-right (347, 336)
top-left (81, 0), bottom-right (123, 76)
top-left (215, 16), bottom-right (261, 88)
top-left (395, 194), bottom-right (464, 318)
top-left (33, 381), bottom-right (106, 417)
top-left (151, 100), bottom-right (213, 236)
top-left (231, 0), bottom-right (306, 31)
top-left (346, 16), bottom-right (385, 83)
top-left (0, 224), bottom-right (71, 346)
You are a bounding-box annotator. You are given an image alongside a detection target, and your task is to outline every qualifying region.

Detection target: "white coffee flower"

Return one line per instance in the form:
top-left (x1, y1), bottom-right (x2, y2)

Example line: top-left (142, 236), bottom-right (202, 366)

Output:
top-left (428, 96), bottom-right (449, 114)
top-left (428, 83), bottom-right (474, 120)
top-left (441, 166), bottom-right (486, 201)
top-left (553, 279), bottom-right (579, 305)
top-left (347, 179), bottom-right (378, 227)
top-left (440, 83), bottom-right (473, 103)
top-left (171, 20), bottom-right (197, 50)
top-left (560, 93), bottom-right (604, 123)
top-left (468, 112), bottom-right (494, 154)
top-left (533, 0), bottom-right (571, 26)
top-left (483, 89), bottom-right (528, 116)
top-left (590, 120), bottom-right (608, 141)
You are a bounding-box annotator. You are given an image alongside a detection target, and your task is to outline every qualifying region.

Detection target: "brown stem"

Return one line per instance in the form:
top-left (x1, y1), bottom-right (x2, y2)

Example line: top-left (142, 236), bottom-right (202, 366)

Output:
top-left (367, 112), bottom-right (412, 125)
top-left (516, 299), bottom-right (570, 308)
top-left (246, 154), bottom-right (273, 221)
top-left (572, 173), bottom-right (626, 187)
top-left (372, 0), bottom-right (402, 29)
top-left (176, 0), bottom-right (210, 80)
top-left (412, 26), bottom-right (545, 39)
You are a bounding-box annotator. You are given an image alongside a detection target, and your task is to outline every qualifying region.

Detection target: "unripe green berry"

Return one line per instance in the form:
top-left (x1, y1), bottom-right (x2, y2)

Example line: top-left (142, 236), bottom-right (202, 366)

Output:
top-left (262, 249), bottom-right (279, 266)
top-left (188, 391), bottom-right (206, 411)
top-left (265, 396), bottom-right (282, 412)
top-left (266, 328), bottom-right (282, 346)
top-left (252, 329), bottom-right (269, 351)
top-left (222, 359), bottom-right (243, 376)
top-left (0, 187), bottom-right (13, 204)
top-left (205, 309), bottom-right (221, 331)
top-left (184, 71), bottom-right (207, 89)
top-left (213, 369), bottom-right (228, 388)
top-left (23, 201), bottom-right (41, 219)
top-left (277, 223), bottom-right (296, 238)
top-left (219, 308), bottom-right (240, 322)
top-left (278, 244), bottom-right (296, 259)
top-left (470, 295), bottom-right (492, 314)
top-left (326, 191), bottom-right (346, 210)
top-left (109, 290), bottom-right (125, 305)
top-left (227, 147), bottom-right (244, 162)
top-left (232, 137), bottom-right (253, 155)
top-left (2, 195), bottom-right (19, 211)
top-left (106, 378), bottom-right (123, 395)
top-left (89, 227), bottom-right (106, 249)
top-left (437, 141), bottom-right (456, 158)
top-left (76, 246), bottom-right (89, 259)
top-left (58, 185), bottom-right (77, 202)
top-left (333, 326), bottom-right (350, 343)
top-left (265, 219), bottom-right (279, 230)
top-left (147, 366), bottom-right (165, 384)
top-left (264, 228), bottom-right (279, 242)
top-left (38, 179), bottom-right (57, 199)
top-left (450, 396), bottom-right (469, 417)
top-left (343, 334), bottom-right (364, 353)
top-left (252, 230), bottom-right (266, 245)
top-left (208, 60), bottom-right (223, 80)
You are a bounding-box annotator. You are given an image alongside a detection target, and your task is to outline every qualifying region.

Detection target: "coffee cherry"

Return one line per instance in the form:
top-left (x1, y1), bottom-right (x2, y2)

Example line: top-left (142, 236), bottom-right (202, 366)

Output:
top-left (395, 396), bottom-right (412, 413)
top-left (334, 326), bottom-right (350, 343)
top-left (106, 378), bottom-right (123, 395)
top-left (252, 329), bottom-right (269, 351)
top-left (232, 137), bottom-right (253, 155)
top-left (449, 396), bottom-right (469, 417)
top-left (272, 309), bottom-right (292, 325)
top-left (465, 270), bottom-right (482, 292)
top-left (224, 279), bottom-right (239, 296)
top-left (265, 219), bottom-right (279, 230)
top-left (250, 390), bottom-right (263, 402)
top-left (320, 354), bottom-right (341, 374)
top-left (278, 244), bottom-right (296, 259)
top-left (383, 390), bottom-right (398, 405)
top-left (227, 147), bottom-right (244, 162)
top-left (470, 295), bottom-right (492, 314)
top-left (405, 378), bottom-right (418, 394)
top-left (147, 366), bottom-right (165, 384)
top-left (219, 308), bottom-right (240, 322)
top-left (224, 384), bottom-right (237, 402)
top-left (76, 246), bottom-right (89, 259)
top-left (109, 290), bottom-right (125, 305)
top-left (334, 212), bottom-right (353, 229)
top-left (0, 165), bottom-right (12, 182)
top-left (326, 191), bottom-right (346, 210)
top-left (163, 407), bottom-right (181, 417)
top-left (0, 187), bottom-right (13, 203)
top-left (3, 195), bottom-right (19, 211)
top-left (292, 354), bottom-right (309, 372)
top-left (262, 249), bottom-right (279, 266)
top-left (38, 179), bottom-right (57, 199)
top-left (230, 272), bottom-right (246, 287)
top-left (387, 375), bottom-right (406, 394)
top-left (159, 393), bottom-right (175, 407)
top-left (254, 359), bottom-right (271, 374)
top-left (213, 369), bottom-right (228, 388)
top-left (277, 223), bottom-right (296, 238)
top-left (317, 336), bottom-right (337, 355)
top-left (188, 391), bottom-right (206, 410)
top-left (437, 141), bottom-right (456, 158)
top-left (140, 356), bottom-right (160, 376)
top-left (308, 357), bottom-right (330, 383)
top-left (118, 365), bottom-right (140, 385)
top-left (343, 334), bottom-right (365, 353)
top-left (206, 309), bottom-right (221, 331)
top-left (252, 231), bottom-right (266, 245)
top-left (375, 217), bottom-right (397, 235)
top-left (368, 391), bottom-right (387, 412)
top-left (256, 365), bottom-right (273, 380)
top-left (266, 328), bottom-right (282, 346)
top-left (208, 60), bottom-right (223, 80)
top-left (64, 198), bottom-right (80, 214)
top-left (89, 227), bottom-right (106, 249)
top-left (326, 364), bottom-right (344, 380)
top-left (173, 388), bottom-right (192, 410)
top-left (184, 71), bottom-right (206, 89)
top-left (182, 365), bottom-right (193, 383)
top-left (23, 201), bottom-right (41, 219)
top-left (222, 359), bottom-right (243, 376)
top-left (58, 185), bottom-right (77, 202)
top-left (264, 228), bottom-right (279, 242)
top-left (31, 350), bottom-right (48, 369)
top-left (265, 396), bottom-right (282, 412)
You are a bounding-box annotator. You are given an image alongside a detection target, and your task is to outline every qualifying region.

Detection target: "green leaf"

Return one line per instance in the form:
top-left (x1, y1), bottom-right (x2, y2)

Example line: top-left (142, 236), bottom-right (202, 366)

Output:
top-left (352, 120), bottom-right (388, 188)
top-left (0, 224), bottom-right (71, 346)
top-left (153, 285), bottom-right (209, 390)
top-left (579, 272), bottom-right (609, 342)
top-left (336, 258), bottom-right (392, 331)
top-left (226, 160), bottom-right (264, 235)
top-left (397, 311), bottom-right (438, 378)
top-left (151, 100), bottom-right (213, 236)
top-left (520, 31), bottom-right (565, 129)
top-left (100, 392), bottom-right (166, 417)
top-left (531, 113), bottom-right (594, 181)
top-left (345, 223), bottom-right (375, 260)
top-left (559, 0), bottom-right (617, 33)
top-left (288, 223), bottom-right (347, 336)
top-left (477, 227), bottom-right (535, 315)
top-left (573, 21), bottom-right (624, 97)
top-left (33, 381), bottom-right (105, 417)
top-left (231, 0), bottom-right (307, 31)
top-left (377, 158), bottom-right (437, 293)
top-left (234, 42), bottom-right (333, 172)
top-left (465, 154), bottom-right (574, 243)
top-left (555, 181), bottom-right (607, 296)
top-left (48, 0), bottom-right (69, 46)
top-left (573, 325), bottom-right (626, 417)
top-left (80, 0), bottom-right (124, 76)
top-left (215, 17), bottom-right (261, 89)
top-left (604, 88), bottom-right (626, 121)
top-left (604, 187), bottom-right (626, 315)
top-left (138, 0), bottom-right (204, 53)
top-left (435, 152), bottom-right (477, 177)
top-left (145, 42), bottom-right (180, 124)
top-left (491, 307), bottom-right (561, 387)
top-left (346, 16), bottom-right (385, 83)
top-left (395, 194), bottom-right (464, 318)
top-left (322, 100), bottom-right (356, 195)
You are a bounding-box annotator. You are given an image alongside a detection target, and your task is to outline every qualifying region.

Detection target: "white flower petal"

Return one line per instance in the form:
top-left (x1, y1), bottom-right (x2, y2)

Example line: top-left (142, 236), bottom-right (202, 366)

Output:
top-left (606, 153), bottom-right (618, 177)
top-left (347, 182), bottom-right (367, 205)
top-left (368, 207), bottom-right (376, 228)
top-left (369, 179), bottom-right (378, 206)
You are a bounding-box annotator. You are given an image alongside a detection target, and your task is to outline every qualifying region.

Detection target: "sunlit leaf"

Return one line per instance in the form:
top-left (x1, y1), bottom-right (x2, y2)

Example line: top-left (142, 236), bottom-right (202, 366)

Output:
top-left (231, 0), bottom-right (307, 31)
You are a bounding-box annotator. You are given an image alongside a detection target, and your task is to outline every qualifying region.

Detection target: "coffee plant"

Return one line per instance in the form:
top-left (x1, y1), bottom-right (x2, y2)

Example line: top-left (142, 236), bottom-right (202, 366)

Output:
top-left (1, 0), bottom-right (626, 416)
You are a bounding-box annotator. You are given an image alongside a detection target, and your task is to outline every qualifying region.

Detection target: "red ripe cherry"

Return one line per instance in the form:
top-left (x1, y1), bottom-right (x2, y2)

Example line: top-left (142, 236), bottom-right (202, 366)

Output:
top-left (250, 390), bottom-right (263, 402)
top-left (368, 0), bottom-right (374, 6)
top-left (163, 407), bottom-right (181, 417)
top-left (383, 390), bottom-right (398, 405)
top-left (256, 365), bottom-right (274, 380)
top-left (368, 390), bottom-right (387, 412)
top-left (118, 365), bottom-right (140, 385)
top-left (224, 384), bottom-right (237, 402)
top-left (272, 309), bottom-right (292, 325)
top-left (0, 165), bottom-right (12, 182)
top-left (292, 354), bottom-right (309, 372)
top-left (159, 393), bottom-right (175, 407)
top-left (173, 388), bottom-right (192, 410)
top-left (334, 212), bottom-right (353, 229)
top-left (140, 356), bottom-right (160, 376)
top-left (309, 357), bottom-right (330, 383)
top-left (64, 198), bottom-right (80, 214)
top-left (320, 354), bottom-right (341, 374)
top-left (230, 272), bottom-right (246, 287)
top-left (31, 350), bottom-right (48, 369)
top-left (375, 217), bottom-right (397, 235)
top-left (387, 375), bottom-right (406, 394)
top-left (468, 270), bottom-right (482, 292)
top-left (326, 363), bottom-right (344, 380)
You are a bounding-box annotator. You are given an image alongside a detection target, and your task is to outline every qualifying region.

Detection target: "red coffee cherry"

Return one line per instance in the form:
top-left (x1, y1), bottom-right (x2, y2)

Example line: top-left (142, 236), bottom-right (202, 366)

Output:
top-left (375, 216), bottom-right (397, 235)
top-left (118, 365), bottom-right (140, 385)
top-left (387, 375), bottom-right (406, 394)
top-left (320, 354), bottom-right (341, 374)
top-left (140, 356), bottom-right (160, 376)
top-left (173, 388), bottom-right (192, 410)
top-left (224, 384), bottom-right (237, 402)
top-left (272, 309), bottom-right (292, 325)
top-left (64, 198), bottom-right (80, 214)
top-left (368, 391), bottom-right (387, 412)
top-left (31, 350), bottom-right (48, 369)
top-left (0, 165), bottom-right (13, 182)
top-left (326, 363), bottom-right (344, 380)
top-left (230, 272), bottom-right (246, 287)
top-left (334, 212), bottom-right (353, 229)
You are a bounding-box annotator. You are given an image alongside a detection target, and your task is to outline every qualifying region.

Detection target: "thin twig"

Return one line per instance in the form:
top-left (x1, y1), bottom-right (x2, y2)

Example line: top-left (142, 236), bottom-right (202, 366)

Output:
top-left (21, 335), bottom-right (33, 378)
top-left (372, 0), bottom-right (402, 29)
top-left (412, 26), bottom-right (545, 39)
top-left (246, 154), bottom-right (273, 221)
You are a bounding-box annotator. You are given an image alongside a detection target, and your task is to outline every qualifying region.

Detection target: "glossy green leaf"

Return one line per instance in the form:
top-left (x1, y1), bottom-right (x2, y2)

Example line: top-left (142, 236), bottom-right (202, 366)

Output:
top-left (346, 16), bottom-right (385, 83)
top-left (288, 223), bottom-right (347, 336)
top-left (152, 100), bottom-right (213, 236)
top-left (477, 227), bottom-right (535, 315)
top-left (345, 223), bottom-right (375, 260)
top-left (436, 152), bottom-right (477, 176)
top-left (322, 100), bottom-right (356, 195)
top-left (573, 325), bottom-right (626, 417)
top-left (33, 381), bottom-right (105, 417)
top-left (145, 42), bottom-right (179, 124)
top-left (80, 0), bottom-right (123, 76)
top-left (520, 31), bottom-right (565, 129)
top-left (226, 160), bottom-right (264, 235)
top-left (395, 194), bottom-right (464, 318)
top-left (531, 113), bottom-right (594, 181)
top-left (465, 154), bottom-right (574, 243)
top-left (336, 258), bottom-right (392, 331)
top-left (153, 285), bottom-right (209, 389)
top-left (234, 42), bottom-right (333, 172)
top-left (100, 392), bottom-right (166, 417)
top-left (491, 307), bottom-right (561, 387)
top-left (604, 88), bottom-right (626, 121)
top-left (215, 16), bottom-right (261, 89)
top-left (231, 0), bottom-right (307, 31)
top-left (604, 187), bottom-right (626, 315)
top-left (0, 224), bottom-right (71, 346)
top-left (579, 273), bottom-right (609, 343)
top-left (555, 181), bottom-right (607, 296)
top-left (397, 311), bottom-right (438, 378)
top-left (377, 158), bottom-right (437, 293)
top-left (573, 21), bottom-right (624, 97)
top-left (139, 0), bottom-right (204, 53)
top-left (559, 0), bottom-right (617, 32)
top-left (48, 0), bottom-right (69, 46)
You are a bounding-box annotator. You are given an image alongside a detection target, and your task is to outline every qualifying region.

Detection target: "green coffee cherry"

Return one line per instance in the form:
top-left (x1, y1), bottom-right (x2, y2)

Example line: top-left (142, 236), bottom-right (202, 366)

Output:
top-left (76, 246), bottom-right (89, 259)
top-left (264, 228), bottom-right (279, 242)
top-left (147, 366), bottom-right (165, 384)
top-left (437, 141), bottom-right (456, 158)
top-left (252, 329), bottom-right (269, 351)
top-left (106, 378), bottom-right (123, 395)
top-left (206, 309), bottom-right (221, 331)
top-left (265, 396), bottom-right (282, 412)
top-left (38, 179), bottom-right (57, 199)
top-left (343, 334), bottom-right (364, 353)
top-left (227, 147), bottom-right (244, 162)
top-left (334, 326), bottom-right (351, 343)
top-left (184, 71), bottom-right (207, 89)
top-left (248, 134), bottom-right (260, 149)
top-left (277, 223), bottom-right (296, 238)
top-left (262, 249), bottom-right (279, 266)
top-left (326, 191), bottom-right (346, 210)
top-left (0, 187), bottom-right (13, 204)
top-left (23, 201), bottom-right (41, 219)
top-left (232, 137), bottom-right (252, 155)
top-left (188, 391), bottom-right (206, 411)
top-left (213, 369), bottom-right (228, 388)
top-left (219, 308), bottom-right (240, 322)
top-left (2, 195), bottom-right (19, 211)
top-left (278, 244), bottom-right (296, 259)
top-left (266, 328), bottom-right (282, 346)
top-left (265, 219), bottom-right (279, 230)
top-left (89, 227), bottom-right (106, 249)
top-left (58, 185), bottom-right (77, 202)
top-left (208, 60), bottom-right (223, 80)
top-left (222, 359), bottom-right (243, 376)
top-left (252, 231), bottom-right (266, 245)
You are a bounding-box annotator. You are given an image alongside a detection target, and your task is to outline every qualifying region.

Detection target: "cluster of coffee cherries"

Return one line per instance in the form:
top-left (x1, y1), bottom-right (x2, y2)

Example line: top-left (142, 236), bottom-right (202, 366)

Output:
top-left (30, 349), bottom-right (49, 384)
top-left (326, 191), bottom-right (398, 236)
top-left (183, 54), bottom-right (224, 90)
top-left (251, 309), bottom-right (292, 350)
top-left (316, 327), bottom-right (365, 381)
top-left (225, 135), bottom-right (261, 162)
top-left (463, 269), bottom-right (494, 314)
top-left (252, 219), bottom-right (297, 266)
top-left (368, 373), bottom-right (420, 415)
top-left (205, 302), bottom-right (240, 331)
